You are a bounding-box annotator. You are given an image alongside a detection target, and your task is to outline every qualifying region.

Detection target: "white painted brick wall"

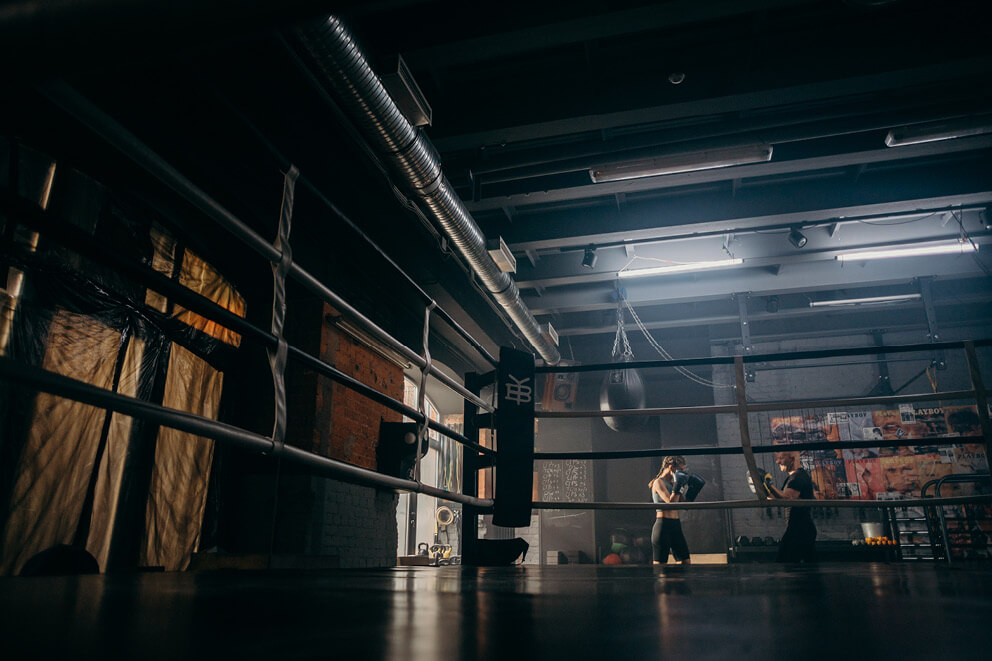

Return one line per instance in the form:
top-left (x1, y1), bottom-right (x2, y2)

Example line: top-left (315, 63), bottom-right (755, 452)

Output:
top-left (314, 479), bottom-right (398, 568)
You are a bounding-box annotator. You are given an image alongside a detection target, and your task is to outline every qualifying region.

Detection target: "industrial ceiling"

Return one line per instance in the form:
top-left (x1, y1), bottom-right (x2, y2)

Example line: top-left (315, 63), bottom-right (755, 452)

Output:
top-left (4, 0), bottom-right (990, 369)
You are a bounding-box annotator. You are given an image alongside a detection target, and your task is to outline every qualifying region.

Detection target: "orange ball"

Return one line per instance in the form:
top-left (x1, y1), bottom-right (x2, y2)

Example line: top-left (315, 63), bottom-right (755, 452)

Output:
top-left (603, 553), bottom-right (623, 565)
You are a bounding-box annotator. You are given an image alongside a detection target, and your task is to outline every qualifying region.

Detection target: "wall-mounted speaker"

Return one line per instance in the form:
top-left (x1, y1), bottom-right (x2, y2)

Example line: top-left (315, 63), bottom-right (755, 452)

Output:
top-left (376, 422), bottom-right (427, 480)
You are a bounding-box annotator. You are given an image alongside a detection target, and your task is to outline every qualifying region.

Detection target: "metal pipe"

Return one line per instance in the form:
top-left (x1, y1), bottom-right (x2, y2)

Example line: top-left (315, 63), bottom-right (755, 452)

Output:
top-left (535, 338), bottom-right (992, 373)
top-left (534, 435), bottom-right (975, 461)
top-left (287, 262), bottom-right (492, 411)
top-left (536, 389), bottom-right (974, 419)
top-left (532, 494), bottom-right (992, 511)
top-left (34, 80), bottom-right (493, 413)
top-left (298, 178), bottom-right (498, 368)
top-left (0, 357), bottom-right (493, 508)
top-left (293, 15), bottom-right (560, 365)
top-left (536, 447), bottom-right (742, 461)
top-left (537, 404), bottom-right (737, 418)
top-left (178, 67), bottom-right (497, 368)
top-left (0, 191), bottom-right (491, 449)
top-left (746, 390), bottom-right (975, 413)
top-left (750, 357), bottom-right (932, 371)
top-left (1, 356), bottom-right (275, 452)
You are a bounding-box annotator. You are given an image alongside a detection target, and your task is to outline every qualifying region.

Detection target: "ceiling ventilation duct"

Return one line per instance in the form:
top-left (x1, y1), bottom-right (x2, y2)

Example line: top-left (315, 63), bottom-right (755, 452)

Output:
top-left (294, 15), bottom-right (560, 365)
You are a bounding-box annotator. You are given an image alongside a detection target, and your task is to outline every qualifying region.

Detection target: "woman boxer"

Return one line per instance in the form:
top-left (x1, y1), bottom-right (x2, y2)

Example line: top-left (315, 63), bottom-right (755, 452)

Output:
top-left (649, 456), bottom-right (691, 565)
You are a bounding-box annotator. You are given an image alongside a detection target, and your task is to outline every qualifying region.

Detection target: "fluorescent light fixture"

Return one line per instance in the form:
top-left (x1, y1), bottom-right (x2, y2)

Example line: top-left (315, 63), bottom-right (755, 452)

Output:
top-left (590, 144), bottom-right (773, 183)
top-left (618, 257), bottom-right (744, 278)
top-left (810, 294), bottom-right (921, 308)
top-left (486, 236), bottom-right (517, 273)
top-left (885, 117), bottom-right (992, 147)
top-left (836, 241), bottom-right (976, 262)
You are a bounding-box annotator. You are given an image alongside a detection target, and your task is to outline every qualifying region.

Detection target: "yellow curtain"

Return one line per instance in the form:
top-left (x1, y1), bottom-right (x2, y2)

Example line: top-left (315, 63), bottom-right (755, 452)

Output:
top-left (140, 343), bottom-right (223, 571)
top-left (84, 338), bottom-right (144, 570)
top-left (0, 310), bottom-right (140, 575)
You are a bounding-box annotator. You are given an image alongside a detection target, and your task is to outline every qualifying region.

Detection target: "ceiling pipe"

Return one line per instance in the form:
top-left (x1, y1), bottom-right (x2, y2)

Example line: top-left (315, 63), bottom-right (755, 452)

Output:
top-left (294, 15), bottom-right (560, 365)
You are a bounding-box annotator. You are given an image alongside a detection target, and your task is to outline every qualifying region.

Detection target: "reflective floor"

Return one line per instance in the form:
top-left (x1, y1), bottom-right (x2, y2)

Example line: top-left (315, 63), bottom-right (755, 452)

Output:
top-left (1, 563), bottom-right (990, 660)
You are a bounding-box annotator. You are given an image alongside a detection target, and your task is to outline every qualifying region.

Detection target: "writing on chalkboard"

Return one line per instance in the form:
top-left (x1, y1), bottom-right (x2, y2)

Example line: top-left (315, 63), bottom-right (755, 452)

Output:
top-left (540, 460), bottom-right (591, 504)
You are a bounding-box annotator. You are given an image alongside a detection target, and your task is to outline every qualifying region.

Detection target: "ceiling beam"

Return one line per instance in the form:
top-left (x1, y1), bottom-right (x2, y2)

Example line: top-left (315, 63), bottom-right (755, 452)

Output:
top-left (464, 134), bottom-right (992, 212)
top-left (433, 56), bottom-right (992, 152)
top-left (403, 0), bottom-right (818, 71)
top-left (523, 258), bottom-right (991, 315)
top-left (506, 192), bottom-right (992, 254)
top-left (465, 100), bottom-right (992, 180)
top-left (513, 222), bottom-right (991, 288)
top-left (556, 294), bottom-right (992, 337)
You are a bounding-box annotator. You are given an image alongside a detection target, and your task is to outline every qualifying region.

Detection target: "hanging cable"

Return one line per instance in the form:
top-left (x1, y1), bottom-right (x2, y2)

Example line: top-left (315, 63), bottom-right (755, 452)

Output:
top-left (952, 210), bottom-right (991, 279)
top-left (620, 295), bottom-right (735, 389)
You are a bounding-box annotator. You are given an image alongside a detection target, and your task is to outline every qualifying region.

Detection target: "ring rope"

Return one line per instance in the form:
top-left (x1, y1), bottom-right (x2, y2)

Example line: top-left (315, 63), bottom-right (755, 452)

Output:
top-left (267, 165), bottom-right (298, 451)
top-left (533, 494), bottom-right (992, 510)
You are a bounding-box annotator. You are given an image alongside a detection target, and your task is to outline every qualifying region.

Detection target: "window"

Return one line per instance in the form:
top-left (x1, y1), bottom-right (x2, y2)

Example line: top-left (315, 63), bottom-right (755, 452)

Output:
top-left (396, 377), bottom-right (462, 559)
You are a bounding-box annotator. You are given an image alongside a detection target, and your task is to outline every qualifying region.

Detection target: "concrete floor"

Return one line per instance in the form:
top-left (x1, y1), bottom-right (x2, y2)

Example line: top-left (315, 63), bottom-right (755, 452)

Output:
top-left (1, 563), bottom-right (990, 660)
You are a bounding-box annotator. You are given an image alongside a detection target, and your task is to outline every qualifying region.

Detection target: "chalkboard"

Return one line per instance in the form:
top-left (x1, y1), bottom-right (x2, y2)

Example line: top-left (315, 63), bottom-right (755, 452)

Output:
top-left (541, 460), bottom-right (591, 509)
top-left (539, 460), bottom-right (594, 560)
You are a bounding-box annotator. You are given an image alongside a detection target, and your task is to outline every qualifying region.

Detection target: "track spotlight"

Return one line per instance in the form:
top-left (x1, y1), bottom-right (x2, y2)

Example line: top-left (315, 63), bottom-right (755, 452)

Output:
top-left (582, 246), bottom-right (598, 269)
top-left (787, 228), bottom-right (808, 249)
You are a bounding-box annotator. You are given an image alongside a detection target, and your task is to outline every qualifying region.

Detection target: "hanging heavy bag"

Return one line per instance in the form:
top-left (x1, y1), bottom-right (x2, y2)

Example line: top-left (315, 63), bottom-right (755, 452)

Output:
top-left (600, 360), bottom-right (647, 432)
top-left (601, 299), bottom-right (646, 432)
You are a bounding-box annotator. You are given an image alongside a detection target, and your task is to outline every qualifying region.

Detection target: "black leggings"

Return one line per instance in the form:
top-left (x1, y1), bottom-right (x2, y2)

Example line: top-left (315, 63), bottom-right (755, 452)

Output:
top-left (651, 517), bottom-right (690, 562)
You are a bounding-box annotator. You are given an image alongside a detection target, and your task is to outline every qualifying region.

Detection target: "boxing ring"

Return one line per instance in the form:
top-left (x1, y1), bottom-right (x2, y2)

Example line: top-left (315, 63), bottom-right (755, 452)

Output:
top-left (1, 31), bottom-right (991, 571)
top-left (3, 89), bottom-right (992, 563)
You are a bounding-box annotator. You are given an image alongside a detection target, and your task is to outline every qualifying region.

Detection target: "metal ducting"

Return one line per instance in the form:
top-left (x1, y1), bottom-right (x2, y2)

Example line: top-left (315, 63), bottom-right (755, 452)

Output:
top-left (294, 15), bottom-right (560, 365)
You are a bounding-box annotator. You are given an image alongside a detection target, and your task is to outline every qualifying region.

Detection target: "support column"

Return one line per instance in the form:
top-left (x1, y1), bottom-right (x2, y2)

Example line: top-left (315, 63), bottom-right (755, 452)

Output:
top-left (461, 372), bottom-right (482, 565)
top-left (963, 341), bottom-right (992, 462)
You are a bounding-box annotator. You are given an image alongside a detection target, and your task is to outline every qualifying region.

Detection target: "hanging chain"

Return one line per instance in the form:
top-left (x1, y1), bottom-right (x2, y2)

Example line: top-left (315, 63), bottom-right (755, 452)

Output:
top-left (612, 300), bottom-right (634, 361)
top-left (622, 296), bottom-right (735, 389)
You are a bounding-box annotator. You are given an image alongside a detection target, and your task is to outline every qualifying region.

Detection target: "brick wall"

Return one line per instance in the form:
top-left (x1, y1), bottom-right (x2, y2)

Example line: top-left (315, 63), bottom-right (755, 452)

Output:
top-left (312, 479), bottom-right (398, 568)
top-left (293, 302), bottom-right (405, 567)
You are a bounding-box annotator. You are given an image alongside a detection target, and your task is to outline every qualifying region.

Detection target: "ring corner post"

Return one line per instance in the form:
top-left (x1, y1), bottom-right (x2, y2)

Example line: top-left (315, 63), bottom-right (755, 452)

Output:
top-left (493, 347), bottom-right (536, 530)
